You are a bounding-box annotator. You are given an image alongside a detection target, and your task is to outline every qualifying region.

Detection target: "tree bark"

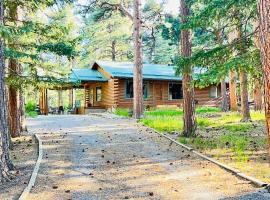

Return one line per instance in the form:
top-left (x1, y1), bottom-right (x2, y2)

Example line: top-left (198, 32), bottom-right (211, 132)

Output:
top-left (229, 70), bottom-right (238, 111)
top-left (112, 40), bottom-right (116, 61)
top-left (254, 78), bottom-right (263, 111)
top-left (8, 4), bottom-right (21, 138)
top-left (8, 60), bottom-right (20, 138)
top-left (180, 0), bottom-right (196, 136)
top-left (133, 0), bottom-right (144, 119)
top-left (221, 78), bottom-right (229, 112)
top-left (19, 90), bottom-right (27, 132)
top-left (0, 0), bottom-right (14, 182)
top-left (239, 69), bottom-right (251, 121)
top-left (258, 0), bottom-right (270, 161)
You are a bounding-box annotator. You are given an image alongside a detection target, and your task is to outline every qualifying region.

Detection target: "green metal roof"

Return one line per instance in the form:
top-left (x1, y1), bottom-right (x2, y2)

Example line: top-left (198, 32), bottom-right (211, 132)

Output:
top-left (95, 61), bottom-right (182, 81)
top-left (69, 68), bottom-right (108, 82)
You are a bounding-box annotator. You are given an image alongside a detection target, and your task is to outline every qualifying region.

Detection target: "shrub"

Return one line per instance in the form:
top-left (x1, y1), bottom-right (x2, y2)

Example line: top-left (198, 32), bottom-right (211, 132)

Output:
top-left (26, 101), bottom-right (36, 113)
top-left (114, 108), bottom-right (129, 117)
top-left (26, 111), bottom-right (38, 118)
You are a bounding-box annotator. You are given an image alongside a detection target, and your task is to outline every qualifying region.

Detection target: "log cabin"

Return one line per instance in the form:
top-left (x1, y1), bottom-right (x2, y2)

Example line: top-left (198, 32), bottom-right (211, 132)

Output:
top-left (69, 61), bottom-right (222, 113)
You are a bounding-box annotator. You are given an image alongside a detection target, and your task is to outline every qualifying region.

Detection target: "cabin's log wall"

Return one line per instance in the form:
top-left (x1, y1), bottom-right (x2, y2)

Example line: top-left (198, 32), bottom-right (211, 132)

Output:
top-left (83, 79), bottom-right (221, 110)
top-left (114, 79), bottom-right (221, 109)
top-left (84, 80), bottom-right (115, 109)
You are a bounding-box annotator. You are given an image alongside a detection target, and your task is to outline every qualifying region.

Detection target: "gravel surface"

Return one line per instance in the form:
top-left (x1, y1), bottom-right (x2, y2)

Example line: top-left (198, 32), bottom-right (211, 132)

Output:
top-left (25, 114), bottom-right (270, 200)
top-left (0, 135), bottom-right (37, 200)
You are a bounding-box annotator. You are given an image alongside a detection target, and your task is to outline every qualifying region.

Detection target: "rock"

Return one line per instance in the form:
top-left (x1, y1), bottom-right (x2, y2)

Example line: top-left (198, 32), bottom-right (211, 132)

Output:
top-left (124, 196), bottom-right (129, 199)
top-left (149, 192), bottom-right (154, 196)
top-left (52, 185), bottom-right (58, 189)
top-left (65, 190), bottom-right (70, 193)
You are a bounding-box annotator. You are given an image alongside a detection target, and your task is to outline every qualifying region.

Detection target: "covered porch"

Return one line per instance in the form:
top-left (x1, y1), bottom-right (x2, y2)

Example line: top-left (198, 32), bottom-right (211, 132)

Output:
top-left (38, 68), bottom-right (108, 115)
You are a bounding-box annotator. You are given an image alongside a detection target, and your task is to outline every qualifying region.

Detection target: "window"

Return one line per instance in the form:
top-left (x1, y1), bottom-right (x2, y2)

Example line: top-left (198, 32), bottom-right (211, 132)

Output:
top-left (169, 83), bottom-right (183, 100)
top-left (96, 87), bottom-right (102, 102)
top-left (209, 86), bottom-right (218, 98)
top-left (125, 80), bottom-right (149, 99)
top-left (125, 80), bottom-right (133, 98)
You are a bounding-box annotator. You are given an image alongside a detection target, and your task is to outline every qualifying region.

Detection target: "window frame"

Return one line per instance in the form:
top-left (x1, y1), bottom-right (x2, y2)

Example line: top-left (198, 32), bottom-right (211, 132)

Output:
top-left (168, 82), bottom-right (183, 100)
top-left (209, 85), bottom-right (218, 98)
top-left (124, 80), bottom-right (150, 100)
top-left (96, 86), bottom-right (102, 102)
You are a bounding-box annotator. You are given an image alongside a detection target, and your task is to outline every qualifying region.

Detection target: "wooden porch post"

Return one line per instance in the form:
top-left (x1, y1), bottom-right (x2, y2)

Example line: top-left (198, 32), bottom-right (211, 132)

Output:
top-left (39, 88), bottom-right (48, 115)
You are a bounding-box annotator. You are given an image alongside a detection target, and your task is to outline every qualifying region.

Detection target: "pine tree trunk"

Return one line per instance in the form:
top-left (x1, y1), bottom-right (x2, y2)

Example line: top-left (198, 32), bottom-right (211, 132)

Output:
top-left (112, 40), bottom-right (116, 61)
top-left (258, 0), bottom-right (270, 161)
top-left (8, 60), bottom-right (20, 138)
top-left (239, 69), bottom-right (251, 121)
top-left (180, 0), bottom-right (196, 136)
top-left (229, 70), bottom-right (238, 111)
top-left (221, 78), bottom-right (229, 112)
top-left (254, 78), bottom-right (263, 111)
top-left (133, 0), bottom-right (143, 119)
top-left (0, 0), bottom-right (13, 182)
top-left (58, 90), bottom-right (63, 107)
top-left (8, 5), bottom-right (21, 138)
top-left (19, 91), bottom-right (27, 132)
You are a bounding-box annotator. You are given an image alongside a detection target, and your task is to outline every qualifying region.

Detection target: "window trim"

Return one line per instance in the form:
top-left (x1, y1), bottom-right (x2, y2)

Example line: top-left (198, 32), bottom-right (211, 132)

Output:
top-left (124, 80), bottom-right (150, 100)
top-left (168, 82), bottom-right (183, 100)
top-left (209, 85), bottom-right (218, 98)
top-left (96, 86), bottom-right (102, 102)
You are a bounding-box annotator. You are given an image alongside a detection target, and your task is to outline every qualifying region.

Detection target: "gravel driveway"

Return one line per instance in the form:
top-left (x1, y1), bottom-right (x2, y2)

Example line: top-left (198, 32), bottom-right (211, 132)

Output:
top-left (26, 114), bottom-right (270, 200)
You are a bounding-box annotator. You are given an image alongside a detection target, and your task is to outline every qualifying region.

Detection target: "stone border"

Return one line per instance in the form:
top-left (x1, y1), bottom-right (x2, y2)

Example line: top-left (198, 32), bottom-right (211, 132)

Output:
top-left (142, 125), bottom-right (269, 188)
top-left (18, 134), bottom-right (43, 200)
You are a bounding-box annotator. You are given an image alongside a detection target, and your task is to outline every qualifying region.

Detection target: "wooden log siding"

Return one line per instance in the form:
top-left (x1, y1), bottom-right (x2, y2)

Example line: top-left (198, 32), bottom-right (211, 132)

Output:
top-left (114, 80), bottom-right (221, 108)
top-left (83, 79), bottom-right (221, 110)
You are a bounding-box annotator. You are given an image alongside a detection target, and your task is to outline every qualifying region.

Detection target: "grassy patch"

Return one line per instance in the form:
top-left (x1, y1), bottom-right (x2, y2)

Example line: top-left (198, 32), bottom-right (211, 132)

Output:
top-left (141, 107), bottom-right (269, 183)
top-left (145, 108), bottom-right (183, 117)
top-left (196, 106), bottom-right (221, 114)
top-left (114, 108), bottom-right (129, 117)
top-left (26, 111), bottom-right (38, 118)
top-left (223, 123), bottom-right (253, 132)
top-left (141, 116), bottom-right (183, 132)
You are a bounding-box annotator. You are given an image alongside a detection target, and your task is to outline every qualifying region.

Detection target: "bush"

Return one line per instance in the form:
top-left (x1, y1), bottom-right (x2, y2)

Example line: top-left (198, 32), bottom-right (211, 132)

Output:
top-left (26, 101), bottom-right (36, 112)
top-left (114, 108), bottom-right (129, 117)
top-left (26, 111), bottom-right (38, 118)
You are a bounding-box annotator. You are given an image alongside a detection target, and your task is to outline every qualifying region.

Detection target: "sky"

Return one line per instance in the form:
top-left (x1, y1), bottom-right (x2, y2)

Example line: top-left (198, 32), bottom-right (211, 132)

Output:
top-left (77, 0), bottom-right (180, 15)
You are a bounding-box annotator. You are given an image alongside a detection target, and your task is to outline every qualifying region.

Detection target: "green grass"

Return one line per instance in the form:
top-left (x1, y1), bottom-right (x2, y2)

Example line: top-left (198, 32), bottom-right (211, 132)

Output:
top-left (141, 116), bottom-right (183, 132)
top-left (114, 108), bottom-right (129, 117)
top-left (145, 108), bottom-right (183, 117)
top-left (196, 106), bottom-right (221, 114)
top-left (26, 111), bottom-right (38, 118)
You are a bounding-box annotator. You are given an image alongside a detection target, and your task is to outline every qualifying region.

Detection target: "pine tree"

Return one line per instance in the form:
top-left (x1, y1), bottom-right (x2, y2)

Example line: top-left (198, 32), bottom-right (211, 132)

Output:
top-left (133, 0), bottom-right (143, 119)
top-left (180, 0), bottom-right (196, 136)
top-left (0, 0), bottom-right (13, 183)
top-left (258, 0), bottom-right (270, 161)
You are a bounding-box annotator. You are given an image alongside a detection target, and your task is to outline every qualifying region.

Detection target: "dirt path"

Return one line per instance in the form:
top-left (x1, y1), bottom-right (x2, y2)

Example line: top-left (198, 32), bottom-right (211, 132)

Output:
top-left (26, 114), bottom-right (269, 200)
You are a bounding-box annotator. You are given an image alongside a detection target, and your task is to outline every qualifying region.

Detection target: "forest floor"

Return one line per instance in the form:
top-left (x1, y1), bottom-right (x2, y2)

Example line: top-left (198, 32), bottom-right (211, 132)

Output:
top-left (136, 107), bottom-right (270, 184)
top-left (0, 135), bottom-right (38, 200)
top-left (21, 114), bottom-right (270, 200)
